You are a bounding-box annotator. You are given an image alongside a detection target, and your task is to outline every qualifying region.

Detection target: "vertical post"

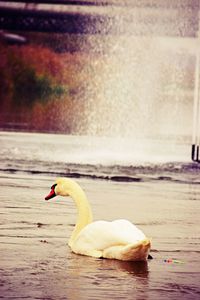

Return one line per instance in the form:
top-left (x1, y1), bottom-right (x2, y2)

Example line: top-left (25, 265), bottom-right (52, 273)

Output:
top-left (192, 48), bottom-right (200, 161)
top-left (192, 10), bottom-right (200, 162)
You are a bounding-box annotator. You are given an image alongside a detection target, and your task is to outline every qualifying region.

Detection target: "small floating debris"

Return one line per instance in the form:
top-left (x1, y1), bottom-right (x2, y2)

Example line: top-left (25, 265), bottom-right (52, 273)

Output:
top-left (164, 258), bottom-right (184, 264)
top-left (40, 240), bottom-right (48, 243)
top-left (37, 222), bottom-right (43, 228)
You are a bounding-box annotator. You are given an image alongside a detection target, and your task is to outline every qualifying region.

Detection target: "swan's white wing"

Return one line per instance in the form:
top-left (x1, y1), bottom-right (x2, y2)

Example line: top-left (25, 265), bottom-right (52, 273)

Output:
top-left (72, 219), bottom-right (146, 252)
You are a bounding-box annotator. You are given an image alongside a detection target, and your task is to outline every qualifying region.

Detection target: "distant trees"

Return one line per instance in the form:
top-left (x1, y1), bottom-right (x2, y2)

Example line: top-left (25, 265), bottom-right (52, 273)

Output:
top-left (1, 43), bottom-right (67, 106)
top-left (0, 40), bottom-right (95, 133)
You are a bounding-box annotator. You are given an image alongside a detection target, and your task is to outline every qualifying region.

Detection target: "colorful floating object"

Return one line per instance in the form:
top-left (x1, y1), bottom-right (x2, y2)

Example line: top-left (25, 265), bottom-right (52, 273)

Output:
top-left (164, 258), bottom-right (184, 264)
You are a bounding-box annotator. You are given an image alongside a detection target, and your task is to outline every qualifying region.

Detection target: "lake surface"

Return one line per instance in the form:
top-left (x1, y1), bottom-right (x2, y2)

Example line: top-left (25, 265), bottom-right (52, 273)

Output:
top-left (0, 131), bottom-right (200, 299)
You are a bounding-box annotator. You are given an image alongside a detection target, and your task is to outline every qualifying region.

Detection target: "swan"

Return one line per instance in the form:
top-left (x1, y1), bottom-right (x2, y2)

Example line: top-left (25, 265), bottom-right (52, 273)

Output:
top-left (45, 178), bottom-right (151, 261)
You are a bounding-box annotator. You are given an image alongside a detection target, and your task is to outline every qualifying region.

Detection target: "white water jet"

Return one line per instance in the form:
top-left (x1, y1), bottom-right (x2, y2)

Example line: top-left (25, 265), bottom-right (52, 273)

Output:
top-left (77, 2), bottom-right (198, 141)
top-left (80, 36), bottom-right (194, 139)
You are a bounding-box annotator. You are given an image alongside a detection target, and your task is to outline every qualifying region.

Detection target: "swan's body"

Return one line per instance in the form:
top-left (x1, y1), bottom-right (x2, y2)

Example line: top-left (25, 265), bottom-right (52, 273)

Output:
top-left (45, 178), bottom-right (151, 261)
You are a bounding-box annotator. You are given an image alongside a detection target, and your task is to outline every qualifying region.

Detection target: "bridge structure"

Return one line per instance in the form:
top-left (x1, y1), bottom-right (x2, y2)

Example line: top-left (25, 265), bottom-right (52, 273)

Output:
top-left (0, 0), bottom-right (199, 36)
top-left (0, 0), bottom-right (200, 162)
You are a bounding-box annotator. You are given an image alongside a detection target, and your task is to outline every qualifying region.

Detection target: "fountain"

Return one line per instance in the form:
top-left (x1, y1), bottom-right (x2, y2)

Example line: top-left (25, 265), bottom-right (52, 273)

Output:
top-left (80, 36), bottom-right (195, 139)
top-left (76, 1), bottom-right (199, 142)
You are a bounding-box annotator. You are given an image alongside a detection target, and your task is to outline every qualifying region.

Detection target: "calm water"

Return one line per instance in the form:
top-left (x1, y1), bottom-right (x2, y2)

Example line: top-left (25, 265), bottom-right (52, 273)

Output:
top-left (0, 131), bottom-right (200, 299)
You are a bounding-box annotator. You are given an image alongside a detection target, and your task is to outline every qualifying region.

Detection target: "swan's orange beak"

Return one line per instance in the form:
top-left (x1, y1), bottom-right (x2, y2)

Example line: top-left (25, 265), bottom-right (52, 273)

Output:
top-left (45, 184), bottom-right (56, 200)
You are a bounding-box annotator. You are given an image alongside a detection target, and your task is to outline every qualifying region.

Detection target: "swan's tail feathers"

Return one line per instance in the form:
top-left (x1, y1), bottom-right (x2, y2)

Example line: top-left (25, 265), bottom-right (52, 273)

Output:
top-left (103, 238), bottom-right (151, 261)
top-left (121, 238), bottom-right (151, 261)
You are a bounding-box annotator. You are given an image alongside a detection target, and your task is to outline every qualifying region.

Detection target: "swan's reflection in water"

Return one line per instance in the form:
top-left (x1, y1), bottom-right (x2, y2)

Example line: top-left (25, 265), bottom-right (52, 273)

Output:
top-left (100, 257), bottom-right (149, 278)
top-left (66, 253), bottom-right (149, 300)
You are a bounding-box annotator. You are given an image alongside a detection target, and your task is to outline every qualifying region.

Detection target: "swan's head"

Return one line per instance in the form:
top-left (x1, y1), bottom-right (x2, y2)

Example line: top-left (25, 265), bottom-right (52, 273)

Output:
top-left (45, 178), bottom-right (73, 200)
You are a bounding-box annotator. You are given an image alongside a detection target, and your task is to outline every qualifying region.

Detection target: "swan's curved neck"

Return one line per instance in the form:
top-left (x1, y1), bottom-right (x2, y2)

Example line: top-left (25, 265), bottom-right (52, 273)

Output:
top-left (68, 182), bottom-right (93, 247)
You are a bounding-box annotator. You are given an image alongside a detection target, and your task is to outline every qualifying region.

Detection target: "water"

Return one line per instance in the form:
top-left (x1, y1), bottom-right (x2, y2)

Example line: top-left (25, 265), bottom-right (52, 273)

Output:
top-left (0, 131), bottom-right (200, 299)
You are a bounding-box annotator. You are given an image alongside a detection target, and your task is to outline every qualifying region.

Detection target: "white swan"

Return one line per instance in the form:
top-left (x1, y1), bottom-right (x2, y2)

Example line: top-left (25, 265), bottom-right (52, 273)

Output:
top-left (45, 178), bottom-right (151, 261)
